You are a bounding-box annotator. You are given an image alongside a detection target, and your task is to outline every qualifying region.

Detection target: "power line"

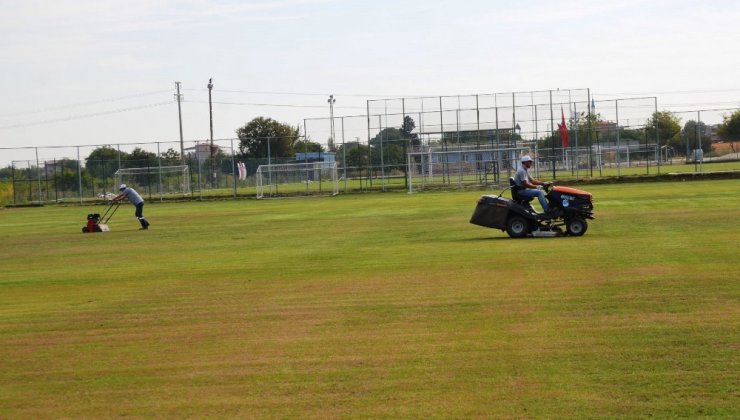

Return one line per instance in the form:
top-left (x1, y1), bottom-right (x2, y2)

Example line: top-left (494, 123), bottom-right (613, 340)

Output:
top-left (597, 88), bottom-right (740, 97)
top-left (183, 88), bottom-right (397, 98)
top-left (186, 100), bottom-right (367, 110)
top-left (0, 90), bottom-right (171, 118)
top-left (0, 102), bottom-right (173, 130)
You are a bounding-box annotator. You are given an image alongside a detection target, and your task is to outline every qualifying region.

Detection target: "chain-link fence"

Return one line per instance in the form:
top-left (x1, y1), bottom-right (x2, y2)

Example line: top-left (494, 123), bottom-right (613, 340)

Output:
top-left (2, 91), bottom-right (738, 205)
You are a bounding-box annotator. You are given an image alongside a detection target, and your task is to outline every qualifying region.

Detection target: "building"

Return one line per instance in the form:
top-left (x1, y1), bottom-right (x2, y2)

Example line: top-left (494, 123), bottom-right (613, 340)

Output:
top-left (185, 142), bottom-right (222, 163)
top-left (294, 152), bottom-right (335, 163)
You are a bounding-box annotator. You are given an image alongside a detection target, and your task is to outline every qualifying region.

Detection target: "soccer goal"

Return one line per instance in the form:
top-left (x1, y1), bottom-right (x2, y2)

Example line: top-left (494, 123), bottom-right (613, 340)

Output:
top-left (255, 162), bottom-right (339, 198)
top-left (114, 165), bottom-right (191, 197)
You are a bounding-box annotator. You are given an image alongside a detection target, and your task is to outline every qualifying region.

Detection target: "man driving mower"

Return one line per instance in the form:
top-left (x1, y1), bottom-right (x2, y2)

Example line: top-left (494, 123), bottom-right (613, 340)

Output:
top-left (513, 155), bottom-right (556, 215)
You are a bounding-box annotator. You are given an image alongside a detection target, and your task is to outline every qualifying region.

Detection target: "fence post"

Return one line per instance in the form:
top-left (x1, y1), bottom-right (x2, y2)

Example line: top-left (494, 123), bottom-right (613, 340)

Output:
top-left (77, 146), bottom-right (83, 205)
top-left (231, 139), bottom-right (237, 199)
top-left (157, 142), bottom-right (163, 201)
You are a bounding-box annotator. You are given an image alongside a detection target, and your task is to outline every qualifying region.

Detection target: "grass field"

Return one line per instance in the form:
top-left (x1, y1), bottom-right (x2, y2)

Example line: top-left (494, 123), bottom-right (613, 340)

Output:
top-left (0, 179), bottom-right (738, 418)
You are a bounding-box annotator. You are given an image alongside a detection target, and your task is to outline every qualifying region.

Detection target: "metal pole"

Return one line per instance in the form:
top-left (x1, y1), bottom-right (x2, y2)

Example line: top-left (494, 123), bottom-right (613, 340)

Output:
top-left (76, 147), bottom-right (83, 205)
top-left (175, 81), bottom-right (185, 161)
top-left (341, 117), bottom-right (347, 193)
top-left (231, 139), bottom-right (237, 198)
top-left (698, 110), bottom-right (703, 172)
top-left (208, 78), bottom-right (215, 187)
top-left (379, 114), bottom-right (385, 191)
top-left (267, 136), bottom-right (272, 195)
top-left (654, 97), bottom-right (660, 174)
top-left (157, 142), bottom-right (162, 201)
top-left (402, 97), bottom-right (408, 190)
top-left (534, 104), bottom-right (539, 179)
top-left (439, 96), bottom-right (446, 184)
top-left (512, 92), bottom-right (516, 150)
top-left (587, 88), bottom-right (593, 177)
top-left (616, 100), bottom-right (621, 176)
top-left (208, 78), bottom-right (214, 152)
top-left (328, 94), bottom-right (336, 151)
top-left (35, 147), bottom-right (43, 203)
top-left (549, 90), bottom-right (555, 179)
top-left (574, 101), bottom-right (580, 180)
top-left (456, 108), bottom-right (462, 187)
top-left (11, 161), bottom-right (16, 205)
top-left (366, 100), bottom-right (372, 188)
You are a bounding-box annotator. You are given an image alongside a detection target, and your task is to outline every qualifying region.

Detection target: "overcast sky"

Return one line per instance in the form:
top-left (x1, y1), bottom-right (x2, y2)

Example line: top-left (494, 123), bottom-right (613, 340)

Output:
top-left (1, 0), bottom-right (739, 164)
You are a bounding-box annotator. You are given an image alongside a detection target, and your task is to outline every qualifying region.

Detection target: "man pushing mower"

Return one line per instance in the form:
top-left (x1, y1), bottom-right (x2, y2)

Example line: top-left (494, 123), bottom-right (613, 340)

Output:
top-left (112, 184), bottom-right (150, 230)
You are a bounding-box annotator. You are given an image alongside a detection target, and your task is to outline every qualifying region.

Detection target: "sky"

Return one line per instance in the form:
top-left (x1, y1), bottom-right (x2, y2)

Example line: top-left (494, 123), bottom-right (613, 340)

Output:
top-left (1, 0), bottom-right (739, 165)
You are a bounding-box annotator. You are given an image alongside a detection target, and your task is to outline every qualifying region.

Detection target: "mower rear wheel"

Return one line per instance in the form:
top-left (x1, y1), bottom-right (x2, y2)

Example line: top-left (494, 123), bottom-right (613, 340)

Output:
top-left (506, 216), bottom-right (529, 238)
top-left (566, 217), bottom-right (588, 236)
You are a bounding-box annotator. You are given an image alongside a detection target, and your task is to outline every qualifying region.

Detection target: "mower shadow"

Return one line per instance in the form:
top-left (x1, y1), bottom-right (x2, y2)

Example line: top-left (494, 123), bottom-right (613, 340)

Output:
top-left (461, 235), bottom-right (570, 241)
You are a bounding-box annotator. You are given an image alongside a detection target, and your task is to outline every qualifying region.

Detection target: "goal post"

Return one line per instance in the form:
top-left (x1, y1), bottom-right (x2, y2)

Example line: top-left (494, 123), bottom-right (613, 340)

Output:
top-left (114, 165), bottom-right (191, 198)
top-left (255, 162), bottom-right (339, 198)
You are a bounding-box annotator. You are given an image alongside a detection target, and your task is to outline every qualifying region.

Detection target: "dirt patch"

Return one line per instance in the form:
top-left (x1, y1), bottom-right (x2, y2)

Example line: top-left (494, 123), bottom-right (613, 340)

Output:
top-left (712, 141), bottom-right (738, 155)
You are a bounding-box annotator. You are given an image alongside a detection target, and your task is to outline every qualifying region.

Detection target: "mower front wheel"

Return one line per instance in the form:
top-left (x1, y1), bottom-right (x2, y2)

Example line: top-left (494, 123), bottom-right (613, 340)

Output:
top-left (566, 217), bottom-right (588, 236)
top-left (506, 216), bottom-right (529, 238)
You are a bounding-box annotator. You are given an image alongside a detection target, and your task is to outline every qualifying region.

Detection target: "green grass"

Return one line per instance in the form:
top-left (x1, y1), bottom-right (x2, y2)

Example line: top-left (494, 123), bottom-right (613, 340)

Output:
top-left (0, 180), bottom-right (738, 418)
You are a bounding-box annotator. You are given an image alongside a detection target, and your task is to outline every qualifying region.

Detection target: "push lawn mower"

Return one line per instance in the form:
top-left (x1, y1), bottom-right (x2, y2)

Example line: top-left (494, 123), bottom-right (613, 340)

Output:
top-left (82, 201), bottom-right (121, 233)
top-left (470, 178), bottom-right (595, 238)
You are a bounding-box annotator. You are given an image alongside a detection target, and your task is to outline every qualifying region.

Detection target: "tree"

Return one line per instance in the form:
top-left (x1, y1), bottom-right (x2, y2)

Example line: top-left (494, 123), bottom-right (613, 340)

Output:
top-left (338, 143), bottom-right (371, 170)
top-left (369, 127), bottom-right (403, 148)
top-left (127, 147), bottom-right (158, 168)
top-left (717, 110), bottom-right (740, 141)
top-left (368, 127), bottom-right (406, 169)
top-left (646, 111), bottom-right (681, 148)
top-left (679, 120), bottom-right (712, 155)
top-left (86, 146), bottom-right (123, 179)
top-left (160, 148), bottom-right (181, 166)
top-left (236, 117), bottom-right (300, 158)
top-left (400, 115), bottom-right (416, 138)
top-left (0, 165), bottom-right (13, 180)
top-left (293, 139), bottom-right (324, 154)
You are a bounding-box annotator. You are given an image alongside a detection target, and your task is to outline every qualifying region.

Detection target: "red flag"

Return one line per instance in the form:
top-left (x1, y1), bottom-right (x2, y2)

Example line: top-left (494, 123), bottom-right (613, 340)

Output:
top-left (558, 108), bottom-right (569, 148)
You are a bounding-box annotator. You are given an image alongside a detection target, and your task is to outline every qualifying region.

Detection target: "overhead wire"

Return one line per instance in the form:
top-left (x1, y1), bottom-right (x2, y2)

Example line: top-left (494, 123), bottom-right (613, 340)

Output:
top-left (0, 90), bottom-right (172, 118)
top-left (2, 87), bottom-right (737, 130)
top-left (0, 102), bottom-right (173, 130)
top-left (185, 100), bottom-right (367, 110)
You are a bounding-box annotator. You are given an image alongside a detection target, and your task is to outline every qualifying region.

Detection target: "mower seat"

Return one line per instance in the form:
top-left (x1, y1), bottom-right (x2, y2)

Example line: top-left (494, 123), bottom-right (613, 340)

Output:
top-left (509, 177), bottom-right (533, 205)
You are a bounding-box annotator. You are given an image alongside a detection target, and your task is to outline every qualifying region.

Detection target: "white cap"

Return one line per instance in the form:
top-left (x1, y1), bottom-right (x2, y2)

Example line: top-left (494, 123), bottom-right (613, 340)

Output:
top-left (119, 184), bottom-right (127, 190)
top-left (521, 155), bottom-right (533, 163)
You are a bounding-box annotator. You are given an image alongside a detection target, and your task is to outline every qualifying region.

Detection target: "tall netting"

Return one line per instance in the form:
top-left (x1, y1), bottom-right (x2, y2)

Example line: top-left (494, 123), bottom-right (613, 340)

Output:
top-left (114, 165), bottom-right (191, 198)
top-left (362, 90), bottom-right (666, 190)
top-left (2, 90), bottom-right (736, 205)
top-left (255, 162), bottom-right (339, 198)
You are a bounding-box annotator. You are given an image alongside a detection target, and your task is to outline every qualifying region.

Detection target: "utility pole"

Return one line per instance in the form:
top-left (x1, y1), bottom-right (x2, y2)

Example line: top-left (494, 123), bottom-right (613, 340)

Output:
top-left (207, 78), bottom-right (215, 185)
top-left (208, 78), bottom-right (214, 156)
top-left (174, 81), bottom-right (184, 161)
top-left (328, 94), bottom-right (336, 152)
